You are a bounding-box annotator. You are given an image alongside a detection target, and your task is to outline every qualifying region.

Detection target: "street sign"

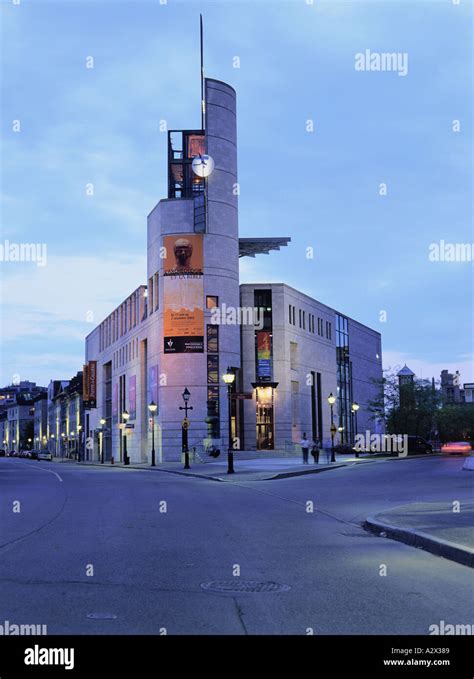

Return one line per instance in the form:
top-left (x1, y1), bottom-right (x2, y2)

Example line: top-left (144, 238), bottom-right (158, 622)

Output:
top-left (330, 424), bottom-right (337, 434)
top-left (231, 392), bottom-right (253, 400)
top-left (125, 423), bottom-right (135, 429)
top-left (182, 418), bottom-right (189, 430)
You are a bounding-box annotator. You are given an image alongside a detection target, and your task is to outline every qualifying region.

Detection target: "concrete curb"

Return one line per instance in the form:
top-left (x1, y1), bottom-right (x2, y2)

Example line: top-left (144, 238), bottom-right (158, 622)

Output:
top-left (74, 460), bottom-right (350, 482)
top-left (264, 463), bottom-right (348, 480)
top-left (364, 515), bottom-right (474, 568)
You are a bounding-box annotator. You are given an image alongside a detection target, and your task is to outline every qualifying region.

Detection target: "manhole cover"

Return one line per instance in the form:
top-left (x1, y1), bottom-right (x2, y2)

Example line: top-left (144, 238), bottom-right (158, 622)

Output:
top-left (201, 580), bottom-right (290, 594)
top-left (86, 613), bottom-right (118, 620)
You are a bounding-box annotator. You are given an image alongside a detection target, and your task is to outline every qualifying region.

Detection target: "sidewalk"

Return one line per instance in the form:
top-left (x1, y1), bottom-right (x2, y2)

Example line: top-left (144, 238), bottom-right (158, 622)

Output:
top-left (365, 502), bottom-right (474, 568)
top-left (78, 455), bottom-right (355, 481)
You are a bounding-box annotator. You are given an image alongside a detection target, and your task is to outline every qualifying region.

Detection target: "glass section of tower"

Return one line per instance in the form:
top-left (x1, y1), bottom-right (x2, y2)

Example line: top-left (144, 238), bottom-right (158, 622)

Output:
top-left (336, 314), bottom-right (353, 444)
top-left (168, 130), bottom-right (205, 199)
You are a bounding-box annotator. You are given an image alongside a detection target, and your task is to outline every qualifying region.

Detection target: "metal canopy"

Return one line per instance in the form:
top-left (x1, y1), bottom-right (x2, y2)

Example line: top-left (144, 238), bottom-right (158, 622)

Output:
top-left (238, 237), bottom-right (291, 258)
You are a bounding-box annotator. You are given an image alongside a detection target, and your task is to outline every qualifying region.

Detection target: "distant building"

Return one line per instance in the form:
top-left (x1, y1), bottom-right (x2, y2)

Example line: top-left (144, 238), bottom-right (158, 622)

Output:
top-left (464, 383), bottom-right (474, 403)
top-left (47, 373), bottom-right (84, 458)
top-left (32, 394), bottom-right (48, 449)
top-left (397, 365), bottom-right (415, 409)
top-left (0, 381), bottom-right (46, 413)
top-left (0, 383), bottom-right (47, 452)
top-left (397, 364), bottom-right (415, 386)
top-left (0, 411), bottom-right (7, 450)
top-left (440, 369), bottom-right (464, 403)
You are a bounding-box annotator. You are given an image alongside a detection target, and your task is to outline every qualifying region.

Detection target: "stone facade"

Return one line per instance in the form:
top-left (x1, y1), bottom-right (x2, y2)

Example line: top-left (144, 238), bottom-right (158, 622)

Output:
top-left (84, 77), bottom-right (383, 463)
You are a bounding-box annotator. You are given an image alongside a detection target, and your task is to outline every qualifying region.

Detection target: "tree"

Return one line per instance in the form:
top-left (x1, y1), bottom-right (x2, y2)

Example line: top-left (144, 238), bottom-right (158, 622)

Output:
top-left (436, 403), bottom-right (474, 443)
top-left (367, 368), bottom-right (441, 439)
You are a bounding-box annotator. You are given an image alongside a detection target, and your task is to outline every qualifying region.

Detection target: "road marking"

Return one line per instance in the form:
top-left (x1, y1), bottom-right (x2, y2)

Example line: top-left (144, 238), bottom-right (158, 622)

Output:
top-left (23, 465), bottom-right (63, 483)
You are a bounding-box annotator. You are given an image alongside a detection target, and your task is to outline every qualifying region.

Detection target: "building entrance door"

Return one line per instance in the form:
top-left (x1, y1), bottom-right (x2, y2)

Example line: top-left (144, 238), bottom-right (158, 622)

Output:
top-left (256, 403), bottom-right (274, 450)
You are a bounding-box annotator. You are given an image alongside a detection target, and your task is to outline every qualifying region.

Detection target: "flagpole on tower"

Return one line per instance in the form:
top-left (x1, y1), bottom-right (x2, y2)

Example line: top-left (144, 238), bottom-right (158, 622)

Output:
top-left (200, 14), bottom-right (205, 130)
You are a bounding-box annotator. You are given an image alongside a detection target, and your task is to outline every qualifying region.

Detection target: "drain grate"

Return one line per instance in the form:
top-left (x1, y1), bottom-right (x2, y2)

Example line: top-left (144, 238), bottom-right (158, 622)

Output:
top-left (201, 580), bottom-right (290, 594)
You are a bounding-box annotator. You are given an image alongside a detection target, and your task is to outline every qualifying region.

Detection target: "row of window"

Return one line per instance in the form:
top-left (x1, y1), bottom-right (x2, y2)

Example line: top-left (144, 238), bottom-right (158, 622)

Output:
top-left (147, 272), bottom-right (160, 315)
top-left (207, 324), bottom-right (220, 422)
top-left (288, 304), bottom-right (332, 339)
top-left (113, 338), bottom-right (140, 370)
top-left (99, 286), bottom-right (145, 352)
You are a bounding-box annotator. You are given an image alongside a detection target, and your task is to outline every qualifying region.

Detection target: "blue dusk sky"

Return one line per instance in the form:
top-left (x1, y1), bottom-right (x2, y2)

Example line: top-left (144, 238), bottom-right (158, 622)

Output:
top-left (0, 0), bottom-right (472, 387)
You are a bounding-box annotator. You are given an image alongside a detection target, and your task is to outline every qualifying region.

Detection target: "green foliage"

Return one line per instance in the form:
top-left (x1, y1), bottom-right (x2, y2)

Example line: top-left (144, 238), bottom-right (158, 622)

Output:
top-left (367, 368), bottom-right (473, 441)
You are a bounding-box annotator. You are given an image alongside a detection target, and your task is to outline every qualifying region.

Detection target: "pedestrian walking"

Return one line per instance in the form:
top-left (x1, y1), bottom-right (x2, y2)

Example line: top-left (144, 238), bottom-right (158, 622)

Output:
top-left (300, 433), bottom-right (311, 464)
top-left (311, 439), bottom-right (320, 464)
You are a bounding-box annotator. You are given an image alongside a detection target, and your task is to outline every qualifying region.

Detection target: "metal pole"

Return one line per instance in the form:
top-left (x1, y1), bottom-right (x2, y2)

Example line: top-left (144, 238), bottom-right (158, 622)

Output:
top-left (330, 404), bottom-right (336, 463)
top-left (200, 14), bottom-right (204, 130)
top-left (227, 385), bottom-right (234, 474)
top-left (183, 424), bottom-right (190, 469)
top-left (151, 415), bottom-right (156, 467)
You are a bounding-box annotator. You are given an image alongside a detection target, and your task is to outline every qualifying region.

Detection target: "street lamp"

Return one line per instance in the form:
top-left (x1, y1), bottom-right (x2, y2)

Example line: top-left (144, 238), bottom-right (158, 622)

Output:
top-left (99, 418), bottom-right (106, 464)
top-left (122, 410), bottom-right (130, 465)
top-left (148, 402), bottom-right (157, 466)
top-left (179, 389), bottom-right (193, 469)
top-left (76, 424), bottom-right (83, 462)
top-left (328, 393), bottom-right (336, 463)
top-left (351, 402), bottom-right (360, 457)
top-left (223, 367), bottom-right (236, 474)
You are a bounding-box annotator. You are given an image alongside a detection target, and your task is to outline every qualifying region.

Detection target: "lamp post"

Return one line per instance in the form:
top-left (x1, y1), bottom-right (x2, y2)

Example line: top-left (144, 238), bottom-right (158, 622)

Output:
top-left (148, 402), bottom-right (157, 466)
top-left (223, 367), bottom-right (236, 474)
top-left (61, 432), bottom-right (65, 460)
top-left (351, 402), bottom-right (360, 458)
top-left (122, 410), bottom-right (130, 465)
top-left (76, 424), bottom-right (82, 462)
top-left (179, 388), bottom-right (193, 469)
top-left (328, 393), bottom-right (336, 463)
top-left (99, 418), bottom-right (106, 464)
top-left (50, 434), bottom-right (55, 456)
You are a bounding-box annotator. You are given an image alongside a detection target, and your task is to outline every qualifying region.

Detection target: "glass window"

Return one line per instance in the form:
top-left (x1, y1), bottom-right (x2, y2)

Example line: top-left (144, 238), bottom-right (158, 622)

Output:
top-left (187, 134), bottom-right (205, 158)
top-left (153, 274), bottom-right (159, 310)
top-left (206, 296), bottom-right (218, 309)
top-left (207, 355), bottom-right (219, 384)
top-left (207, 325), bottom-right (219, 353)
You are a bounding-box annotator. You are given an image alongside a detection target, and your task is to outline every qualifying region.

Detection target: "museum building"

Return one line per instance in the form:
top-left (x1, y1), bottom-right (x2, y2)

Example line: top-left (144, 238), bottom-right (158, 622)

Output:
top-left (84, 77), bottom-right (382, 463)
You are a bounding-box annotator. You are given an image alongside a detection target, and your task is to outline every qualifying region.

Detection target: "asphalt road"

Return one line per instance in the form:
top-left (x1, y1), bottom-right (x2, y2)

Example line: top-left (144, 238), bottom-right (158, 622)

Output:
top-left (0, 456), bottom-right (472, 635)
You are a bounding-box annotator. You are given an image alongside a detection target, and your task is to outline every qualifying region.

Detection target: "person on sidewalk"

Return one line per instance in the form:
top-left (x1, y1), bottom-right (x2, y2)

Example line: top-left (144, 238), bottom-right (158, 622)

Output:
top-left (300, 433), bottom-right (311, 464)
top-left (311, 439), bottom-right (320, 464)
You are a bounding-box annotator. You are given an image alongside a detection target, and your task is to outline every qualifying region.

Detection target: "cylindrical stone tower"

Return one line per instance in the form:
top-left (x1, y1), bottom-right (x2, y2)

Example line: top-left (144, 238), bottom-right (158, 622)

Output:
top-left (147, 78), bottom-right (240, 461)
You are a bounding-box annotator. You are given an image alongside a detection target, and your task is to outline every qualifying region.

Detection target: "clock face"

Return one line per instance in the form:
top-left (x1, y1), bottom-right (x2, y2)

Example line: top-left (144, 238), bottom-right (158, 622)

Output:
top-left (191, 154), bottom-right (215, 178)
